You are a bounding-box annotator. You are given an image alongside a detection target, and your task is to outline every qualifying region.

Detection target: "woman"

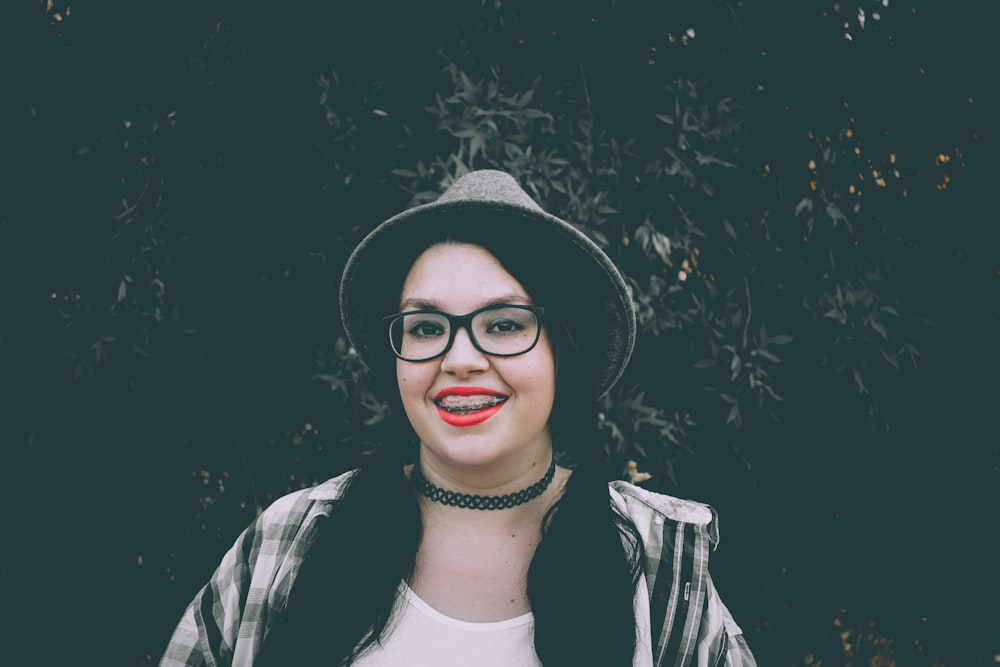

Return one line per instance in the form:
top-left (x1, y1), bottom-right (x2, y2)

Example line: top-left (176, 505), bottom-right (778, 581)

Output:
top-left (160, 170), bottom-right (756, 666)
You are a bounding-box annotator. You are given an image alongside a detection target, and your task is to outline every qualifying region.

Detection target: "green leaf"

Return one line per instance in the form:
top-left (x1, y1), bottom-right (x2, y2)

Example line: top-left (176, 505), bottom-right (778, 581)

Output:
top-left (756, 349), bottom-right (780, 363)
top-left (825, 202), bottom-right (849, 228)
top-left (650, 231), bottom-right (672, 263)
top-left (880, 348), bottom-right (900, 371)
top-left (726, 403), bottom-right (742, 426)
top-left (852, 369), bottom-right (868, 395)
top-left (722, 219), bottom-right (737, 239)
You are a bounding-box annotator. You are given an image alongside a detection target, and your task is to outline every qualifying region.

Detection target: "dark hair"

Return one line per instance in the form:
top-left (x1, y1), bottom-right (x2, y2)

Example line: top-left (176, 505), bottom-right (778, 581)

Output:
top-left (257, 232), bottom-right (643, 666)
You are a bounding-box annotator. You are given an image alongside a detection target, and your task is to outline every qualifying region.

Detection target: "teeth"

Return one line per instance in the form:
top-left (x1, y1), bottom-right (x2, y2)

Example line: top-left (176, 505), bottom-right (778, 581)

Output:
top-left (436, 395), bottom-right (507, 414)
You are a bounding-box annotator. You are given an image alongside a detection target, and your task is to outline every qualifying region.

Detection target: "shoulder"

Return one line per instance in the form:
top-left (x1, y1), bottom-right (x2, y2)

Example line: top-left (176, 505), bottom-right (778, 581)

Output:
top-left (229, 469), bottom-right (358, 578)
top-left (608, 480), bottom-right (720, 546)
top-left (254, 469), bottom-right (358, 527)
top-left (608, 480), bottom-right (715, 525)
top-left (306, 468), bottom-right (359, 502)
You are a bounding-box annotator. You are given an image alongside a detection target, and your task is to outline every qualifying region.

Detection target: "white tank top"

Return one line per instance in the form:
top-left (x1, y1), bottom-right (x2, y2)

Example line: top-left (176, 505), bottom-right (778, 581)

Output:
top-left (351, 582), bottom-right (543, 666)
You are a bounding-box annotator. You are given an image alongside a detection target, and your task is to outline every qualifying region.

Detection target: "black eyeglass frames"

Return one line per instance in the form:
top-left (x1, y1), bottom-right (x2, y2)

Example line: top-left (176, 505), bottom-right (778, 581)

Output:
top-left (383, 304), bottom-right (545, 362)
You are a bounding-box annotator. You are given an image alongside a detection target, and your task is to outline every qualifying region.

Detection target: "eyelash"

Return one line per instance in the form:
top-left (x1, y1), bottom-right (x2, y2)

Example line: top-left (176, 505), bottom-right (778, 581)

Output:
top-left (408, 322), bottom-right (445, 337)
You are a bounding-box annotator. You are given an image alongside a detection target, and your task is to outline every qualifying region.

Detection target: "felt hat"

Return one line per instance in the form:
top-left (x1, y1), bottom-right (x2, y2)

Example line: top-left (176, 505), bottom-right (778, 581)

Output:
top-left (339, 169), bottom-right (635, 399)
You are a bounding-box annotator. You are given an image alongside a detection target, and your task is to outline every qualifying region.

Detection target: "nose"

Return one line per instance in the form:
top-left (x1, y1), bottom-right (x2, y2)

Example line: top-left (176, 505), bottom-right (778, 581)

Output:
top-left (439, 325), bottom-right (489, 376)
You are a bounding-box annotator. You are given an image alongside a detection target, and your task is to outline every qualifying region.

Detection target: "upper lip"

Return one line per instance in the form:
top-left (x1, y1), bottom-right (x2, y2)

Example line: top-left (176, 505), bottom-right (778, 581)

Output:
top-left (434, 386), bottom-right (508, 400)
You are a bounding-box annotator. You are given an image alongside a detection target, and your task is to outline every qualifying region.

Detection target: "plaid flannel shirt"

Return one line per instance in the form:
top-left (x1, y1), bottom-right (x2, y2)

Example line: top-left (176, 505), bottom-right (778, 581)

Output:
top-left (160, 472), bottom-right (756, 667)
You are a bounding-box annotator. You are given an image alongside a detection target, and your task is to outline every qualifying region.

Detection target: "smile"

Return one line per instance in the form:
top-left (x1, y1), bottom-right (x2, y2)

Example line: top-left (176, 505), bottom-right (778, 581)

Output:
top-left (433, 387), bottom-right (508, 427)
top-left (435, 395), bottom-right (508, 414)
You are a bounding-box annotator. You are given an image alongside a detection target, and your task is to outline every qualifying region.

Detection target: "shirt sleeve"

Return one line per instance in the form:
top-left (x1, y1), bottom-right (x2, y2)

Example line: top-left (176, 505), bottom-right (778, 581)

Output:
top-left (159, 518), bottom-right (262, 667)
top-left (695, 573), bottom-right (757, 667)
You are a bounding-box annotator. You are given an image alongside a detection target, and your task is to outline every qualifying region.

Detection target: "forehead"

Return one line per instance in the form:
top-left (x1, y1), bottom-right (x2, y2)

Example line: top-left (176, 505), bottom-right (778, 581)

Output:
top-left (399, 242), bottom-right (533, 309)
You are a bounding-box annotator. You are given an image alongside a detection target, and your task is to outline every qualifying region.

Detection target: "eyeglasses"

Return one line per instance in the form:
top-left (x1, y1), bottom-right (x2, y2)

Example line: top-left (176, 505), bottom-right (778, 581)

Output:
top-left (383, 304), bottom-right (545, 362)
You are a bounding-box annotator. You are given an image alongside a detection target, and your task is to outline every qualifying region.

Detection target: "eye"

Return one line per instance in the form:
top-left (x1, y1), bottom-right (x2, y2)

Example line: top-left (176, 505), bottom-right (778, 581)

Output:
top-left (406, 319), bottom-right (446, 339)
top-left (486, 317), bottom-right (526, 335)
top-left (480, 307), bottom-right (536, 337)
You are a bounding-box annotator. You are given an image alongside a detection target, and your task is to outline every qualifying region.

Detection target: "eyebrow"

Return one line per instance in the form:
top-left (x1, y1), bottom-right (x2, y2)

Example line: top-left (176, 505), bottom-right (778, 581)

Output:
top-left (398, 294), bottom-right (534, 311)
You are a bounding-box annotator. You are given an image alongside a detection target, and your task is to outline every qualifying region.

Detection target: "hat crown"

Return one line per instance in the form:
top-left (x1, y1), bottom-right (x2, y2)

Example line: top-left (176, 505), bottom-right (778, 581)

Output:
top-left (435, 170), bottom-right (543, 212)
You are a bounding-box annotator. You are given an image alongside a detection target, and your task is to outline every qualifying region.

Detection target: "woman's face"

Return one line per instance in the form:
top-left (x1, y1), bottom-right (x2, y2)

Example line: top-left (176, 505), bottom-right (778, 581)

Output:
top-left (395, 242), bottom-right (557, 473)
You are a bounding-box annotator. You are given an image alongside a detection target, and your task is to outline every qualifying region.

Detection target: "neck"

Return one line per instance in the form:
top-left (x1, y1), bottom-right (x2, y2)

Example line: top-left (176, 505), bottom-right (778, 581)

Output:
top-left (407, 451), bottom-right (568, 527)
top-left (413, 458), bottom-right (556, 509)
top-left (419, 445), bottom-right (553, 487)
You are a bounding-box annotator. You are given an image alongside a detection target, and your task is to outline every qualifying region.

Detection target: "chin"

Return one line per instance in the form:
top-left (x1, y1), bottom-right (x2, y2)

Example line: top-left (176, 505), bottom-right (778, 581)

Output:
top-left (422, 437), bottom-right (512, 468)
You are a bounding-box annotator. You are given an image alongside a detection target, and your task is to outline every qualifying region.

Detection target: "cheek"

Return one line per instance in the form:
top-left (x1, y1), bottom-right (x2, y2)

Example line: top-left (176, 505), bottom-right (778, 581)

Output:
top-left (396, 362), bottom-right (431, 398)
top-left (517, 360), bottom-right (557, 400)
top-left (396, 363), bottom-right (412, 402)
top-left (533, 346), bottom-right (558, 393)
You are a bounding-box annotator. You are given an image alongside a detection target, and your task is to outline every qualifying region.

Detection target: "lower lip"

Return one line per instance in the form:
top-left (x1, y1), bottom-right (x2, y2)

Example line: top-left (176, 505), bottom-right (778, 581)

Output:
top-left (436, 402), bottom-right (506, 427)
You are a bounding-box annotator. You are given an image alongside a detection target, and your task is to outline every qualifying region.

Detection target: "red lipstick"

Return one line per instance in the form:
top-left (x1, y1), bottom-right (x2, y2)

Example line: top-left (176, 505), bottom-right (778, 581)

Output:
top-left (434, 386), bottom-right (506, 399)
top-left (434, 386), bottom-right (508, 428)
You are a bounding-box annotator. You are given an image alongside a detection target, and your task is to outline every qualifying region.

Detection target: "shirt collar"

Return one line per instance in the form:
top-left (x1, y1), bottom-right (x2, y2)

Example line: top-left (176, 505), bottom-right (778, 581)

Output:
top-left (307, 469), bottom-right (358, 501)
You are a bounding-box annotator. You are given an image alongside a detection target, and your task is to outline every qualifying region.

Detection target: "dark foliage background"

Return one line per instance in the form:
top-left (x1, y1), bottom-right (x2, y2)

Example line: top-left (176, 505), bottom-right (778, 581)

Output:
top-left (1, 1), bottom-right (996, 665)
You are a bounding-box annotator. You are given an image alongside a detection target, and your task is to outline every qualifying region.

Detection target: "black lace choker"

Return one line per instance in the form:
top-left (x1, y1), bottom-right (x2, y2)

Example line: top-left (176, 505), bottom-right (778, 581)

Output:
top-left (411, 459), bottom-right (557, 510)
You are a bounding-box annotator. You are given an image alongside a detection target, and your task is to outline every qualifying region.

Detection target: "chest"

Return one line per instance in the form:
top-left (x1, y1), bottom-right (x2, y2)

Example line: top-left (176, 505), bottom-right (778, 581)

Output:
top-left (409, 522), bottom-right (541, 622)
top-left (351, 582), bottom-right (543, 667)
